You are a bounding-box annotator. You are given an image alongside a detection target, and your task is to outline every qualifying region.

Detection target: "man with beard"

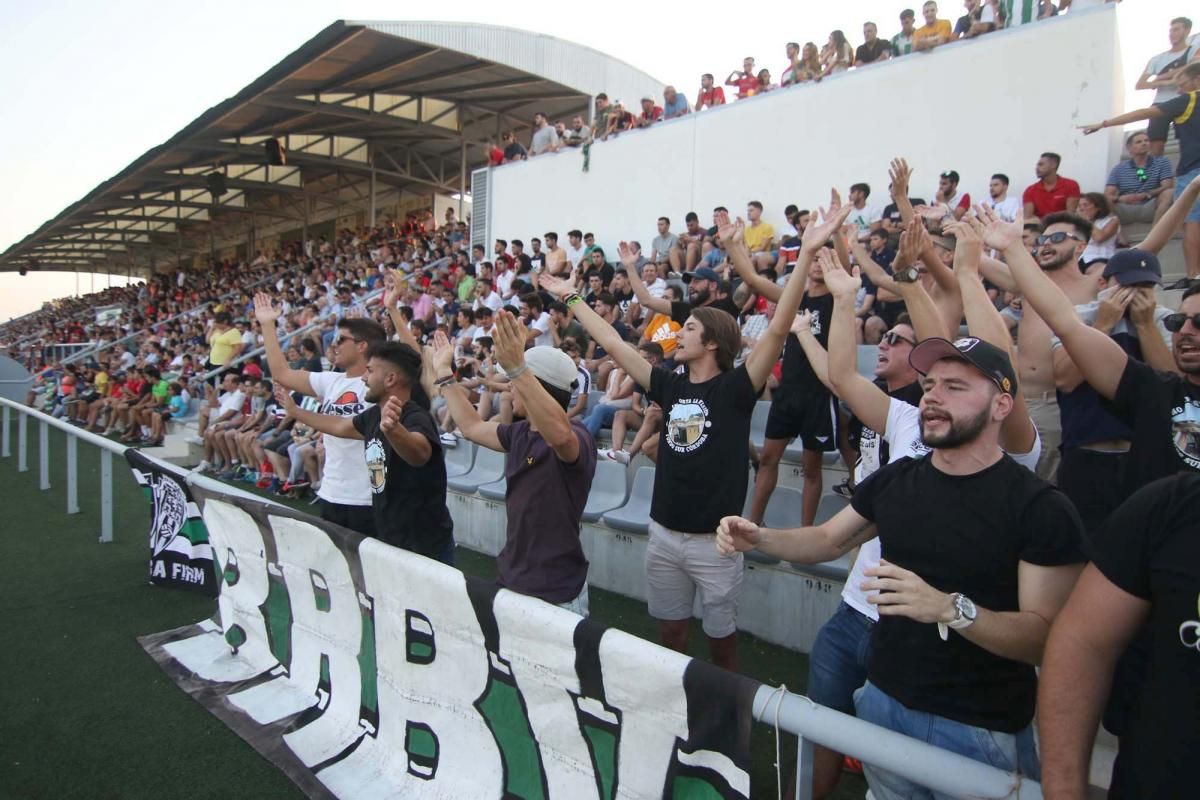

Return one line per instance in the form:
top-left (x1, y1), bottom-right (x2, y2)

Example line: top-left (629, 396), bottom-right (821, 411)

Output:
top-left (979, 212), bottom-right (1099, 480)
top-left (621, 251), bottom-right (740, 329)
top-left (274, 342), bottom-right (454, 562)
top-left (717, 335), bottom-right (1085, 794)
top-left (255, 292), bottom-right (382, 536)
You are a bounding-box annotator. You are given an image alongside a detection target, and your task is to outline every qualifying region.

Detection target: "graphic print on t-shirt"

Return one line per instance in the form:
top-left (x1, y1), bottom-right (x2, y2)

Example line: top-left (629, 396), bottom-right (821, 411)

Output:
top-left (365, 438), bottom-right (387, 494)
top-left (322, 390), bottom-right (365, 416)
top-left (1170, 398), bottom-right (1200, 469)
top-left (1180, 595), bottom-right (1200, 651)
top-left (666, 399), bottom-right (711, 452)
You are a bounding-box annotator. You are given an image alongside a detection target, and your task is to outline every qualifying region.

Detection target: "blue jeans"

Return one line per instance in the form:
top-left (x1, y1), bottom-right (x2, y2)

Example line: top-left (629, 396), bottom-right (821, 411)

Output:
top-left (806, 601), bottom-right (873, 715)
top-left (1176, 166), bottom-right (1200, 223)
top-left (583, 403), bottom-right (619, 437)
top-left (853, 681), bottom-right (1039, 800)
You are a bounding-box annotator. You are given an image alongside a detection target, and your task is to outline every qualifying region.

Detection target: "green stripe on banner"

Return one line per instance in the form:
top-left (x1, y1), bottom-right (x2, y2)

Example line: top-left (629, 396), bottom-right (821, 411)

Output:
top-left (179, 518), bottom-right (208, 546)
top-left (673, 775), bottom-right (725, 799)
top-left (358, 609), bottom-right (377, 715)
top-left (478, 675), bottom-right (545, 800)
top-left (265, 576), bottom-right (293, 667)
top-left (583, 724), bottom-right (617, 800)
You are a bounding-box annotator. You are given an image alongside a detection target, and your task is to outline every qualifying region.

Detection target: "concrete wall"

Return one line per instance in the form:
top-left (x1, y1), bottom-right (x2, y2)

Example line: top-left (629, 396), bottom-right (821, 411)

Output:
top-left (484, 7), bottom-right (1123, 252)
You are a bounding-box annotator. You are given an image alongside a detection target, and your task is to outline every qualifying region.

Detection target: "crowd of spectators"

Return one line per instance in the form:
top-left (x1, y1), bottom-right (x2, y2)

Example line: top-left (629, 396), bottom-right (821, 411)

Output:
top-left (8, 6), bottom-right (1200, 798)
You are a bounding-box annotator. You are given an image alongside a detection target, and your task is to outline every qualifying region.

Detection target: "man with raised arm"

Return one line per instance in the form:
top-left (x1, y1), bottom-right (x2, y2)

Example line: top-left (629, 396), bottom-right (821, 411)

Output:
top-left (433, 311), bottom-right (596, 613)
top-left (275, 342), bottom-right (454, 563)
top-left (540, 202), bottom-right (853, 669)
top-left (718, 332), bottom-right (1085, 794)
top-left (254, 291), bottom-right (382, 536)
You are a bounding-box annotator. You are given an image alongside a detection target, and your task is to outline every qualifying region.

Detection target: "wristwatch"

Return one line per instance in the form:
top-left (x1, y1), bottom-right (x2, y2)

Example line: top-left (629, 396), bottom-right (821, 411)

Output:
top-left (893, 265), bottom-right (921, 283)
top-left (937, 593), bottom-right (977, 641)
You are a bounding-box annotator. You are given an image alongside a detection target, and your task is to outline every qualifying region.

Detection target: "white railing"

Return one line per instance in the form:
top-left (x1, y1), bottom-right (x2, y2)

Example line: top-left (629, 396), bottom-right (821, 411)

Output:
top-left (0, 397), bottom-right (277, 542)
top-left (0, 396), bottom-right (1042, 799)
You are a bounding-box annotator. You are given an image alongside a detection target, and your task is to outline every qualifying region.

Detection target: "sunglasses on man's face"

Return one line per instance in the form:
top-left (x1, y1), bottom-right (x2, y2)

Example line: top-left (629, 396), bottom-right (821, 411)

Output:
top-left (1035, 232), bottom-right (1085, 246)
top-left (882, 331), bottom-right (916, 347)
top-left (1163, 313), bottom-right (1200, 333)
top-left (334, 335), bottom-right (361, 346)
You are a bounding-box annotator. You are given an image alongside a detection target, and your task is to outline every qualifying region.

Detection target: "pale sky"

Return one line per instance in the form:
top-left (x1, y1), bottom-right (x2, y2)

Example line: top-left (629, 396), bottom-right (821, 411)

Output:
top-left (0, 0), bottom-right (1176, 321)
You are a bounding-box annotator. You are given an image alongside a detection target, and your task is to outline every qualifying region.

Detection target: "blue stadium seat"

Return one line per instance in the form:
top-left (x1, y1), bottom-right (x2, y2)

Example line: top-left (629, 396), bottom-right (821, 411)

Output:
top-left (477, 476), bottom-right (507, 501)
top-left (749, 399), bottom-right (771, 450)
top-left (444, 440), bottom-right (476, 479)
top-left (601, 465), bottom-right (655, 535)
top-left (447, 447), bottom-right (506, 493)
top-left (744, 485), bottom-right (804, 565)
top-left (582, 459), bottom-right (631, 522)
top-left (857, 345), bottom-right (879, 379)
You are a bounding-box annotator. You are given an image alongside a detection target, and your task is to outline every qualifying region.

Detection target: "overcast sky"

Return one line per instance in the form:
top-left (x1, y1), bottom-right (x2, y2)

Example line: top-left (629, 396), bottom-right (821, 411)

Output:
top-left (0, 0), bottom-right (1175, 320)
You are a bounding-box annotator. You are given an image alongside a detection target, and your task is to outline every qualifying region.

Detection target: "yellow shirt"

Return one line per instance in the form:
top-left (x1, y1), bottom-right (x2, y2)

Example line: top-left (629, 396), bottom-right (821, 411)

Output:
top-left (208, 327), bottom-right (243, 365)
top-left (744, 222), bottom-right (775, 254)
top-left (644, 313), bottom-right (682, 354)
top-left (913, 20), bottom-right (952, 49)
top-left (94, 371), bottom-right (109, 396)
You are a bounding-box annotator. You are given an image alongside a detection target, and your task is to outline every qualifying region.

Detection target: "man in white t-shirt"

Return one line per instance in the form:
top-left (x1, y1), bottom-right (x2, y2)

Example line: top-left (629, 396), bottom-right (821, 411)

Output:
top-left (1136, 16), bottom-right (1199, 156)
top-left (982, 173), bottom-right (1022, 222)
top-left (195, 372), bottom-right (247, 470)
top-left (846, 182), bottom-right (883, 241)
top-left (519, 293), bottom-right (555, 348)
top-left (564, 229), bottom-right (586, 270)
top-left (254, 292), bottom-right (382, 536)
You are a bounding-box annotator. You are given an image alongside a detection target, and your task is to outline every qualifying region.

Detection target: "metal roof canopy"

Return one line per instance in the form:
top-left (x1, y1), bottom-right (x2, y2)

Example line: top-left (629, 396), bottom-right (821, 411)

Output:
top-left (1, 20), bottom-right (663, 276)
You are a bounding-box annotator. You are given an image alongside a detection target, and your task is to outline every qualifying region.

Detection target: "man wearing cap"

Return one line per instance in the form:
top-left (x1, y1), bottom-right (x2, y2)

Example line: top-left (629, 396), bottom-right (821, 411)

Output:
top-left (717, 335), bottom-right (1085, 793)
top-left (635, 96), bottom-right (663, 128)
top-left (433, 311), bottom-right (597, 613)
top-left (1050, 249), bottom-right (1176, 533)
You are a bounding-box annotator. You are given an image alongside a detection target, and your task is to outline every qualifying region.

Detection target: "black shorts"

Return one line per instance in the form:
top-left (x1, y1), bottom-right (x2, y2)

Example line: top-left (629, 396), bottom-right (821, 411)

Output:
top-left (1056, 447), bottom-right (1126, 534)
top-left (871, 299), bottom-right (906, 330)
top-left (320, 499), bottom-right (376, 538)
top-left (1147, 113), bottom-right (1171, 143)
top-left (764, 388), bottom-right (839, 451)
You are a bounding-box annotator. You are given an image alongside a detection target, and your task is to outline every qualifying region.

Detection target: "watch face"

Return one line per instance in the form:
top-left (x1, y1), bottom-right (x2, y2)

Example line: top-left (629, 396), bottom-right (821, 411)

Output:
top-left (894, 266), bottom-right (920, 283)
top-left (956, 594), bottom-right (977, 621)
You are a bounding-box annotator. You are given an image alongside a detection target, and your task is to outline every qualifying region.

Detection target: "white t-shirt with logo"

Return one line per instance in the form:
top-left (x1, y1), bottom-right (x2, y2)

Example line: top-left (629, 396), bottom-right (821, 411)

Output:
top-left (308, 370), bottom-right (372, 506)
top-left (530, 312), bottom-right (554, 348)
top-left (983, 195), bottom-right (1022, 223)
top-left (840, 397), bottom-right (1042, 621)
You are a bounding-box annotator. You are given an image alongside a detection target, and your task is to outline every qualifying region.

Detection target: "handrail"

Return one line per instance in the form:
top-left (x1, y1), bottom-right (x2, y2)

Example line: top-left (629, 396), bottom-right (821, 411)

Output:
top-left (751, 685), bottom-right (1043, 799)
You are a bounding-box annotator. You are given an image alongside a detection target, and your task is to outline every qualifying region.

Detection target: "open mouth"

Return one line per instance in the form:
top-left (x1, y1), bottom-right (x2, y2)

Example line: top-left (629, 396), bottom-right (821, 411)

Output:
top-left (1178, 339), bottom-right (1200, 356)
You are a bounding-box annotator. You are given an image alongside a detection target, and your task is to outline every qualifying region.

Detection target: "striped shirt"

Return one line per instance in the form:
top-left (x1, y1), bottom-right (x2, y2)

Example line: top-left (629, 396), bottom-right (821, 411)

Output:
top-left (1106, 156), bottom-right (1175, 197)
top-left (891, 32), bottom-right (915, 56)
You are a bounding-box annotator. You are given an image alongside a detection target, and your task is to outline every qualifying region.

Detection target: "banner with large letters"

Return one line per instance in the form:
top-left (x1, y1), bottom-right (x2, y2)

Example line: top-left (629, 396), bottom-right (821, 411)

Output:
top-left (127, 450), bottom-right (217, 595)
top-left (140, 483), bottom-right (759, 799)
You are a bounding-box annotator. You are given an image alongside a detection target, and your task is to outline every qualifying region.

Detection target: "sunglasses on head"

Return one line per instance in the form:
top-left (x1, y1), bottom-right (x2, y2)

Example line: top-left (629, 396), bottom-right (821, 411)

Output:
top-left (1163, 313), bottom-right (1200, 333)
top-left (1035, 232), bottom-right (1084, 246)
top-left (883, 331), bottom-right (916, 347)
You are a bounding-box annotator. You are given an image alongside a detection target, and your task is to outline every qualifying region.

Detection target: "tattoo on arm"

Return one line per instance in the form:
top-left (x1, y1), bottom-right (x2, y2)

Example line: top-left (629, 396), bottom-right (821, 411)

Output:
top-left (835, 521), bottom-right (876, 552)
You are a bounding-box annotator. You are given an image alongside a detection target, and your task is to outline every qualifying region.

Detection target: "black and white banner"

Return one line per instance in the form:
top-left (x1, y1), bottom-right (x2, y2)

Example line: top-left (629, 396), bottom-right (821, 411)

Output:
top-left (127, 450), bottom-right (217, 595)
top-left (140, 485), bottom-right (758, 799)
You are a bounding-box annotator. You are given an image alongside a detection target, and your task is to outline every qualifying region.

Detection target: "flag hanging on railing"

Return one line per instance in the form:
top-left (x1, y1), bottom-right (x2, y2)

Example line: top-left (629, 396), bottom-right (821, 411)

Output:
top-left (126, 450), bottom-right (217, 596)
top-left (138, 483), bottom-right (759, 799)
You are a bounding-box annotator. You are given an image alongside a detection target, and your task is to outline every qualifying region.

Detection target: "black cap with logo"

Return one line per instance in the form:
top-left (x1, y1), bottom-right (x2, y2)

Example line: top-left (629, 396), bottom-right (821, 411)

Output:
top-left (909, 336), bottom-right (1018, 397)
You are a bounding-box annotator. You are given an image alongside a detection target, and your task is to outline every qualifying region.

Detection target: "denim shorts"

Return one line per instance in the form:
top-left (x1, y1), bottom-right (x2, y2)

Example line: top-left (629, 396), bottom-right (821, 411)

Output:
top-left (806, 601), bottom-right (873, 715)
top-left (1175, 166), bottom-right (1200, 223)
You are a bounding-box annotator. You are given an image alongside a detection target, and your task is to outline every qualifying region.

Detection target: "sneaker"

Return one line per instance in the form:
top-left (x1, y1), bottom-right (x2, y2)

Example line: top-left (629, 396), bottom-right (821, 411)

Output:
top-left (241, 470), bottom-right (258, 484)
top-left (605, 448), bottom-right (631, 465)
top-left (256, 473), bottom-right (274, 490)
top-left (218, 467), bottom-right (239, 480)
top-left (832, 479), bottom-right (854, 500)
top-left (266, 477), bottom-right (283, 494)
top-left (439, 432), bottom-right (458, 447)
top-left (185, 435), bottom-right (204, 445)
top-left (288, 478), bottom-right (310, 490)
top-left (195, 460), bottom-right (211, 473)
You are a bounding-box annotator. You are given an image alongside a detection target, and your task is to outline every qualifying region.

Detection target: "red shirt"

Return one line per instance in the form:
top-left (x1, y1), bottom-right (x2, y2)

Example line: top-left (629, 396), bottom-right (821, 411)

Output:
top-left (488, 146), bottom-right (504, 166)
top-left (1022, 177), bottom-right (1080, 218)
top-left (734, 73), bottom-right (758, 99)
top-left (696, 86), bottom-right (726, 109)
top-left (638, 105), bottom-right (663, 125)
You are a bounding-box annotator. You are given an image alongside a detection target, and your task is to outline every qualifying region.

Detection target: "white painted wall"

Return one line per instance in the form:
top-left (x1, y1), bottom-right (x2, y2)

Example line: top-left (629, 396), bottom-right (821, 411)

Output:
top-left (484, 8), bottom-right (1124, 254)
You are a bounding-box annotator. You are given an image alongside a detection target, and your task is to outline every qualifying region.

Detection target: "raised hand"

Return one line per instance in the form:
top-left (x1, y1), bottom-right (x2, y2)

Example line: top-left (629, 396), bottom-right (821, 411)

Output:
top-left (801, 198), bottom-right (855, 253)
top-left (828, 187), bottom-right (843, 214)
top-left (888, 157), bottom-right (912, 199)
top-left (1078, 122), bottom-right (1104, 135)
top-left (538, 273), bottom-right (575, 300)
top-left (716, 516), bottom-right (761, 556)
top-left (973, 204), bottom-right (1024, 253)
top-left (273, 383), bottom-right (296, 411)
top-left (943, 217), bottom-right (984, 274)
top-left (617, 241), bottom-right (641, 270)
top-left (383, 274), bottom-right (403, 309)
top-left (492, 310), bottom-right (528, 373)
top-left (818, 248), bottom-right (861, 299)
top-left (894, 217), bottom-right (928, 270)
top-left (253, 292), bottom-right (280, 324)
top-left (714, 211), bottom-right (744, 245)
top-left (430, 330), bottom-right (456, 377)
top-left (379, 395), bottom-right (404, 434)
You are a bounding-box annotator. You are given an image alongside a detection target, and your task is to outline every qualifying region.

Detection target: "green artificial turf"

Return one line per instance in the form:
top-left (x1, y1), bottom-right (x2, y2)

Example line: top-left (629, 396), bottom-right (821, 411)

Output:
top-left (0, 425), bottom-right (864, 799)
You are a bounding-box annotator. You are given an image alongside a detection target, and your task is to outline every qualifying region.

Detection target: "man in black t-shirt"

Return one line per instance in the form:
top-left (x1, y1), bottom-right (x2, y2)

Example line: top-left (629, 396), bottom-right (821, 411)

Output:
top-left (619, 246), bottom-right (739, 328)
top-left (1040, 474), bottom-right (1200, 800)
top-left (539, 201), bottom-right (854, 670)
top-left (435, 312), bottom-right (597, 613)
top-left (278, 341), bottom-right (455, 563)
top-left (717, 336), bottom-right (1085, 791)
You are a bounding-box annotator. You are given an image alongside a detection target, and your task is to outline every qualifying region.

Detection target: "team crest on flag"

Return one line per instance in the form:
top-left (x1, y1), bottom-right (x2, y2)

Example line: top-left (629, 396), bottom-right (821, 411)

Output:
top-left (127, 450), bottom-right (217, 595)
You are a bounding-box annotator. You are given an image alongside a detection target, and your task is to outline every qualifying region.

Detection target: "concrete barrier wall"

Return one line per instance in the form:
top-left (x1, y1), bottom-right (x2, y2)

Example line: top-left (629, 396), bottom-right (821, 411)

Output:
top-left (485, 7), bottom-right (1123, 252)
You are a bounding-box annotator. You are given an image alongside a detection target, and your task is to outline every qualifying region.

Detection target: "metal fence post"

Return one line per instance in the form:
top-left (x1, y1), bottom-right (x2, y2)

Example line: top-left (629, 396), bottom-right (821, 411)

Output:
top-left (39, 420), bottom-right (50, 490)
top-left (18, 412), bottom-right (28, 472)
top-left (66, 435), bottom-right (79, 514)
top-left (1, 404), bottom-right (9, 457)
top-left (99, 449), bottom-right (113, 543)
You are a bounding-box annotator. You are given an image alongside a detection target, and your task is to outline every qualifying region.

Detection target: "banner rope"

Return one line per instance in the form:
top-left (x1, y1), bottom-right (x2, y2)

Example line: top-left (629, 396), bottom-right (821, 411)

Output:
top-left (765, 682), bottom-right (790, 800)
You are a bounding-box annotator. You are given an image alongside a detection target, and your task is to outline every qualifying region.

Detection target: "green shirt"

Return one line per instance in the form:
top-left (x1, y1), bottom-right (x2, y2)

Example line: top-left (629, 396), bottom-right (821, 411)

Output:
top-left (457, 276), bottom-right (476, 303)
top-left (151, 379), bottom-right (170, 401)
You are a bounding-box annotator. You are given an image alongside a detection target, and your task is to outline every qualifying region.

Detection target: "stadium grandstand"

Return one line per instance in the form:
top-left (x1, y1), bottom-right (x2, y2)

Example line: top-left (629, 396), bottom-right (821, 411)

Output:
top-left (4, 5), bottom-right (1200, 799)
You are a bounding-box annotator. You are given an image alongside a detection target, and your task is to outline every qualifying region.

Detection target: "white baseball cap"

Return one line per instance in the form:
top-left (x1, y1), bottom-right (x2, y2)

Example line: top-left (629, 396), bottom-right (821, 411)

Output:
top-left (503, 346), bottom-right (578, 392)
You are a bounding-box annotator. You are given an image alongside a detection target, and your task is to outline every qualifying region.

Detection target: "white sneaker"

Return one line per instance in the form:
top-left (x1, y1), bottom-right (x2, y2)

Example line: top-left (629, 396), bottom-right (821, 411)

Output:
top-left (606, 449), bottom-right (631, 465)
top-left (195, 460), bottom-right (211, 473)
top-left (185, 435), bottom-right (204, 445)
top-left (439, 432), bottom-right (458, 447)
